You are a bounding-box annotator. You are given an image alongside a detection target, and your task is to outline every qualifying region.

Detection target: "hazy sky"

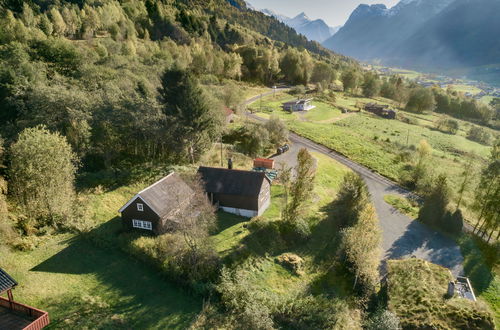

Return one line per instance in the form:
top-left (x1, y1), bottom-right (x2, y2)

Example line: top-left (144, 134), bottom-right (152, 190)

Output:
top-left (247, 0), bottom-right (400, 26)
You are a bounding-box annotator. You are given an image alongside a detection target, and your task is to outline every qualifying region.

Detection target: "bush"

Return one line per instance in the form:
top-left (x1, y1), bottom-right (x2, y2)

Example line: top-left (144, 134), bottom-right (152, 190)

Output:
top-left (279, 218), bottom-right (311, 245)
top-left (366, 309), bottom-right (401, 330)
top-left (289, 85), bottom-right (306, 96)
top-left (342, 204), bottom-right (381, 297)
top-left (467, 126), bottom-right (492, 145)
top-left (274, 295), bottom-right (361, 329)
top-left (332, 172), bottom-right (370, 228)
top-left (435, 117), bottom-right (459, 134)
top-left (217, 266), bottom-right (276, 330)
top-left (441, 209), bottom-right (464, 236)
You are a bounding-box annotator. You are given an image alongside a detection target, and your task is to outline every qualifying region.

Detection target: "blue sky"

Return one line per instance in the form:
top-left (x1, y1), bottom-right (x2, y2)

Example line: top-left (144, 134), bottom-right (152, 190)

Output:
top-left (247, 0), bottom-right (400, 26)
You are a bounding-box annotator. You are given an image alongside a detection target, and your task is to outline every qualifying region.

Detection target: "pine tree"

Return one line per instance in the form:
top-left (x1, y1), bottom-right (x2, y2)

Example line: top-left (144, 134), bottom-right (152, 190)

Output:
top-left (159, 69), bottom-right (222, 163)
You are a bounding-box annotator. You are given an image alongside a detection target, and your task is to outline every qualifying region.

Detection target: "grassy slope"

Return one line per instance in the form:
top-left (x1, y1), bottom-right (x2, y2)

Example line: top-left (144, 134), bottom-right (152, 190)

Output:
top-left (255, 92), bottom-right (494, 225)
top-left (210, 151), bottom-right (352, 299)
top-left (1, 180), bottom-right (202, 328)
top-left (1, 233), bottom-right (200, 329)
top-left (387, 259), bottom-right (495, 329)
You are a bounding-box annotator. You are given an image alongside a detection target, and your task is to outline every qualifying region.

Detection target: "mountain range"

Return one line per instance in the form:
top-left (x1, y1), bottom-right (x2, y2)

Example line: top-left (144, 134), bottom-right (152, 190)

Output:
top-left (323, 0), bottom-right (500, 85)
top-left (258, 8), bottom-right (341, 43)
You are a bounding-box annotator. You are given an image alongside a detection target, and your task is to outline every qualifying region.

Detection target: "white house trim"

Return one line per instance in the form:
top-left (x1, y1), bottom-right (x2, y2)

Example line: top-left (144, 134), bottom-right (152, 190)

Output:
top-left (118, 195), bottom-right (158, 215)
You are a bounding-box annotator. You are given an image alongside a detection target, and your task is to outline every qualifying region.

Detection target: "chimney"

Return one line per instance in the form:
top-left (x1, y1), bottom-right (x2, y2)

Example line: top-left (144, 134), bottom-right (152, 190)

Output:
top-left (227, 158), bottom-right (233, 170)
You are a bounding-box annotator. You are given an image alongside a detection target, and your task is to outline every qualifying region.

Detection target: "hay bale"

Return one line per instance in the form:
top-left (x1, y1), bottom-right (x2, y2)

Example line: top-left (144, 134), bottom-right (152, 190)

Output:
top-left (276, 253), bottom-right (304, 276)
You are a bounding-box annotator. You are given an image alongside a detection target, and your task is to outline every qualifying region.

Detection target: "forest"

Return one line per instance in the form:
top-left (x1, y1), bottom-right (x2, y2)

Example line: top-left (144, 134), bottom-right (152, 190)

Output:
top-left (0, 0), bottom-right (498, 328)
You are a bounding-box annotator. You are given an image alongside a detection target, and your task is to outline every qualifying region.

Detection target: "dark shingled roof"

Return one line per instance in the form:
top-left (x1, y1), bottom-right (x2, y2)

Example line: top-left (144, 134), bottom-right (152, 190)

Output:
top-left (198, 167), bottom-right (269, 196)
top-left (119, 172), bottom-right (194, 219)
top-left (0, 268), bottom-right (17, 294)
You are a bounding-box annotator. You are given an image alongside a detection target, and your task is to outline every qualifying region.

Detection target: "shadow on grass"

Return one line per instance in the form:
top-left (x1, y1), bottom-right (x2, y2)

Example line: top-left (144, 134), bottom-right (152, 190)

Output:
top-left (385, 220), bottom-right (464, 276)
top-left (458, 234), bottom-right (498, 294)
top-left (213, 211), bottom-right (248, 234)
top-left (31, 218), bottom-right (201, 329)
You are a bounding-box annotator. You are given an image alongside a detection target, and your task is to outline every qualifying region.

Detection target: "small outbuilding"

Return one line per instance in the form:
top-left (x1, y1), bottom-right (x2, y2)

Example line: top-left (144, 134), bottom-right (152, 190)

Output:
top-left (198, 166), bottom-right (271, 218)
top-left (365, 103), bottom-right (396, 119)
top-left (119, 172), bottom-right (195, 235)
top-left (282, 98), bottom-right (315, 112)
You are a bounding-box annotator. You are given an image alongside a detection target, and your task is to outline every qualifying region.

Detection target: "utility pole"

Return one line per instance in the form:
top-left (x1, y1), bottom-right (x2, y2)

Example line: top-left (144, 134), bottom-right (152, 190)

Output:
top-left (220, 136), bottom-right (223, 167)
top-left (260, 93), bottom-right (263, 112)
top-left (406, 129), bottom-right (410, 148)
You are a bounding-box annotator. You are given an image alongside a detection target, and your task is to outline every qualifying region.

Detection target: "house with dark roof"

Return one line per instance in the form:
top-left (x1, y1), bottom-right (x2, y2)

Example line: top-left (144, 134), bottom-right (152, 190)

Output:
top-left (0, 268), bottom-right (50, 329)
top-left (119, 172), bottom-right (195, 235)
top-left (198, 166), bottom-right (271, 218)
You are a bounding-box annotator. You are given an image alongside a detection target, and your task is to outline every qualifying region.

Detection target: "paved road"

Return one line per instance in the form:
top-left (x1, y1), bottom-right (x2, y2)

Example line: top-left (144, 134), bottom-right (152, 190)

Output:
top-left (245, 92), bottom-right (464, 276)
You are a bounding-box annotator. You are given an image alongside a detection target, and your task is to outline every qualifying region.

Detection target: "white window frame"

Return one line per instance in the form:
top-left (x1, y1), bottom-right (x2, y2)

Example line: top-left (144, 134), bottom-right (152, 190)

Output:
top-left (137, 203), bottom-right (144, 212)
top-left (132, 219), bottom-right (152, 230)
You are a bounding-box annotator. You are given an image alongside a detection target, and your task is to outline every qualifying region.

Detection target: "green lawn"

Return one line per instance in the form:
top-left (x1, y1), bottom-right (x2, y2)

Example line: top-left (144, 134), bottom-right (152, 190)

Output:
top-left (384, 194), bottom-right (420, 219)
top-left (1, 234), bottom-right (201, 329)
top-left (303, 103), bottom-right (343, 122)
top-left (286, 106), bottom-right (493, 224)
top-left (210, 151), bottom-right (352, 298)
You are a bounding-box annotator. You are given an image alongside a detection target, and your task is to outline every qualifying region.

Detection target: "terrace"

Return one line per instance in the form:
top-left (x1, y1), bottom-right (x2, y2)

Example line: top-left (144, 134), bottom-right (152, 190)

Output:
top-left (0, 268), bottom-right (50, 330)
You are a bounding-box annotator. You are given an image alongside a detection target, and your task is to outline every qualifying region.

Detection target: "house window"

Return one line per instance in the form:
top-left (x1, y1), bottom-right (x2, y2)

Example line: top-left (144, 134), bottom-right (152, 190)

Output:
top-left (137, 203), bottom-right (144, 211)
top-left (132, 219), bottom-right (152, 230)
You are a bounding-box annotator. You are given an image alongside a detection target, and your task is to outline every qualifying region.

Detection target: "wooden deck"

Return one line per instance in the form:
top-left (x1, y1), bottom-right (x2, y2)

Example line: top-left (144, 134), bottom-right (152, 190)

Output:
top-left (0, 305), bottom-right (34, 330)
top-left (0, 297), bottom-right (50, 330)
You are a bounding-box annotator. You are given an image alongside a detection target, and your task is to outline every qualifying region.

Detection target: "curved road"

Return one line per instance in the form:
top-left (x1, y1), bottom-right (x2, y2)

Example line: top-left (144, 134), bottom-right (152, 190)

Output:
top-left (245, 91), bottom-right (464, 276)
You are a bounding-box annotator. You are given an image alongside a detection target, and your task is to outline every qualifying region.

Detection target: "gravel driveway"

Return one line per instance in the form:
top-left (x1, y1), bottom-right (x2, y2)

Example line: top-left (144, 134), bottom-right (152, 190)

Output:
top-left (246, 92), bottom-right (464, 276)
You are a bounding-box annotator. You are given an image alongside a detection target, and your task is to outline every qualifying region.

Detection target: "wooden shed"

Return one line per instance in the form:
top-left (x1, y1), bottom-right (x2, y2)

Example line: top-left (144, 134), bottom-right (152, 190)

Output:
top-left (198, 167), bottom-right (271, 218)
top-left (119, 172), bottom-right (195, 235)
top-left (0, 268), bottom-right (50, 330)
top-left (253, 158), bottom-right (275, 170)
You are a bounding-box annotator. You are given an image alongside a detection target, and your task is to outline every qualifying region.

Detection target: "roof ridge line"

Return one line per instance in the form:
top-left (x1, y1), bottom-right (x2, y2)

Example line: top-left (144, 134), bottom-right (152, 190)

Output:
top-left (138, 171), bottom-right (175, 195)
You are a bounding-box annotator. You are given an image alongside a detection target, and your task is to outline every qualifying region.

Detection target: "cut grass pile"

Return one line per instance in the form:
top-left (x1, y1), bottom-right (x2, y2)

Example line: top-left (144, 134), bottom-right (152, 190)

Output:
top-left (210, 151), bottom-right (352, 299)
top-left (384, 194), bottom-right (420, 219)
top-left (387, 258), bottom-right (495, 329)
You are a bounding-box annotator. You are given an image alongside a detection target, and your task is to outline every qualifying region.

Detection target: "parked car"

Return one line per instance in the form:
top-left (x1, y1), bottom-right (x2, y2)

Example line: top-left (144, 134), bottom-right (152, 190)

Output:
top-left (277, 144), bottom-right (290, 155)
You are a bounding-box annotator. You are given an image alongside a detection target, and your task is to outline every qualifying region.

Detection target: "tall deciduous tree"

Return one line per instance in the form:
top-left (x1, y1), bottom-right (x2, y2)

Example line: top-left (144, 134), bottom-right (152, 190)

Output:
top-left (418, 174), bottom-right (451, 228)
top-left (341, 70), bottom-right (361, 94)
top-left (333, 172), bottom-right (370, 228)
top-left (282, 148), bottom-right (316, 225)
top-left (10, 126), bottom-right (77, 226)
top-left (405, 87), bottom-right (436, 113)
top-left (342, 203), bottom-right (381, 296)
top-left (362, 72), bottom-right (381, 98)
top-left (473, 138), bottom-right (500, 241)
top-left (159, 69), bottom-right (222, 163)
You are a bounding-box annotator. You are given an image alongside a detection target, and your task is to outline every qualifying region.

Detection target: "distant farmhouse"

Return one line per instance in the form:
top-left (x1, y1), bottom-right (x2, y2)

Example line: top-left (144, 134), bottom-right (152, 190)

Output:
top-left (119, 172), bottom-right (195, 235)
top-left (198, 166), bottom-right (271, 218)
top-left (364, 103), bottom-right (396, 119)
top-left (0, 268), bottom-right (50, 329)
top-left (282, 98), bottom-right (315, 112)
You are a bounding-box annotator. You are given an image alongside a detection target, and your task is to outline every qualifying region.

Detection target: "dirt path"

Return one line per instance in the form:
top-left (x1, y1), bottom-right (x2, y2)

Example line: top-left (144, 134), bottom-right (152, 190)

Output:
top-left (245, 91), bottom-right (464, 276)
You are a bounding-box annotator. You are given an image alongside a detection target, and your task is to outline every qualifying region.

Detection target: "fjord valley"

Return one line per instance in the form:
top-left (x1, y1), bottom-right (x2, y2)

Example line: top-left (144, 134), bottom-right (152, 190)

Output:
top-left (324, 0), bottom-right (500, 87)
top-left (0, 0), bottom-right (499, 329)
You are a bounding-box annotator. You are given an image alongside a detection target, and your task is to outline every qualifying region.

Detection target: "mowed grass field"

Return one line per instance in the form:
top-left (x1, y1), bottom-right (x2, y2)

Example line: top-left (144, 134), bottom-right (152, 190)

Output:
top-left (1, 181), bottom-right (202, 329)
top-left (1, 234), bottom-right (201, 329)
